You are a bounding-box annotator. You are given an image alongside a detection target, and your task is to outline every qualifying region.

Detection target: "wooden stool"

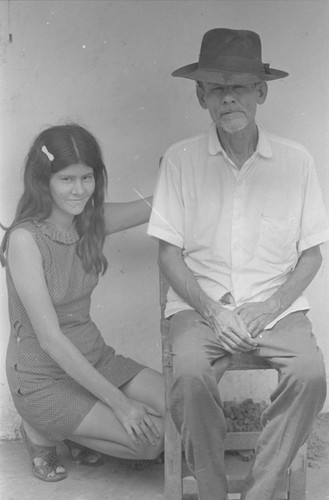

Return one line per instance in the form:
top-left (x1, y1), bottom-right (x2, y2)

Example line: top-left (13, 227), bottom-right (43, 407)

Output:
top-left (160, 274), bottom-right (307, 500)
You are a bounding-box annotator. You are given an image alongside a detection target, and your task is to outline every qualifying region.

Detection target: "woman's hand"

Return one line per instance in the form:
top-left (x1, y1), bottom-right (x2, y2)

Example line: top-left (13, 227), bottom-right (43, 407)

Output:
top-left (113, 398), bottom-right (162, 447)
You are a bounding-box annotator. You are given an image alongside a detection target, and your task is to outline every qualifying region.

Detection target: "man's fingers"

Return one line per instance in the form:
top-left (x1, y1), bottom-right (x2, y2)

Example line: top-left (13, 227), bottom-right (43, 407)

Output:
top-left (248, 319), bottom-right (264, 338)
top-left (234, 316), bottom-right (259, 347)
top-left (235, 314), bottom-right (256, 338)
top-left (218, 331), bottom-right (255, 353)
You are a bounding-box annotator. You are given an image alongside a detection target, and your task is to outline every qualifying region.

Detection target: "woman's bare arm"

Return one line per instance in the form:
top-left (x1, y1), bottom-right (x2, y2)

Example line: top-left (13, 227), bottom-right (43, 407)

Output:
top-left (104, 196), bottom-right (152, 235)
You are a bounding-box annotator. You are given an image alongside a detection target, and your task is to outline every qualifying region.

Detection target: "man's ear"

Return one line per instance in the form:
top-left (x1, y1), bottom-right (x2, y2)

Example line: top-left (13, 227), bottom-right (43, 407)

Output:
top-left (257, 81), bottom-right (268, 105)
top-left (196, 84), bottom-right (208, 110)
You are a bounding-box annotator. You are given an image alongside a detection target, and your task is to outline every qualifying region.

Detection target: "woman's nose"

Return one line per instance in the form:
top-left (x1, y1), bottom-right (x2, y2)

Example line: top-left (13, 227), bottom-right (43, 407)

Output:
top-left (72, 180), bottom-right (84, 195)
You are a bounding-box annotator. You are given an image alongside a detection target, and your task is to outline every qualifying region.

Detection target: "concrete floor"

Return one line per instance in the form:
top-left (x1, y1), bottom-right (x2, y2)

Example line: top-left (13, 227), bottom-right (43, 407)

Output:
top-left (0, 439), bottom-right (328, 500)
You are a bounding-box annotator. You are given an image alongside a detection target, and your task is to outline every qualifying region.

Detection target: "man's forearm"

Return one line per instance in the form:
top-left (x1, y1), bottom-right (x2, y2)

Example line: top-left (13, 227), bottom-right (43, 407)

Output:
top-left (158, 239), bottom-right (257, 351)
top-left (158, 240), bottom-right (217, 321)
top-left (266, 245), bottom-right (322, 315)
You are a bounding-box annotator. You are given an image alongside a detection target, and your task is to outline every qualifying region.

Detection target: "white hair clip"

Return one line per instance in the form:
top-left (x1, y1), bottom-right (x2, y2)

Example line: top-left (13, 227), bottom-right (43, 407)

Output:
top-left (41, 145), bottom-right (54, 162)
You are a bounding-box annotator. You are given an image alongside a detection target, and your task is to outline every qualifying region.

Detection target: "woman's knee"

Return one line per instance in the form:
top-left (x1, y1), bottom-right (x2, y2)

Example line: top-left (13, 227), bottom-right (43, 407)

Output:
top-left (133, 431), bottom-right (164, 460)
top-left (121, 368), bottom-right (165, 416)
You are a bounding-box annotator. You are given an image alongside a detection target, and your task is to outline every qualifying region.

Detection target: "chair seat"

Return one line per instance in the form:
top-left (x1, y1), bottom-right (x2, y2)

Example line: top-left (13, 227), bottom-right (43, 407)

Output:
top-left (227, 352), bottom-right (271, 370)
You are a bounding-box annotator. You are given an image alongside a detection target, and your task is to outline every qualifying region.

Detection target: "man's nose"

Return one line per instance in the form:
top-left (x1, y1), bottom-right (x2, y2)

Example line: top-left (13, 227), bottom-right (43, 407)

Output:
top-left (222, 89), bottom-right (236, 104)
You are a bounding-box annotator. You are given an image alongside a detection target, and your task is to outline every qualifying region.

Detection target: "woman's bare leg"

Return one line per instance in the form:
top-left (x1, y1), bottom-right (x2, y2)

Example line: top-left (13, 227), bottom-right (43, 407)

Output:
top-left (21, 420), bottom-right (66, 478)
top-left (70, 368), bottom-right (164, 460)
top-left (23, 420), bottom-right (55, 446)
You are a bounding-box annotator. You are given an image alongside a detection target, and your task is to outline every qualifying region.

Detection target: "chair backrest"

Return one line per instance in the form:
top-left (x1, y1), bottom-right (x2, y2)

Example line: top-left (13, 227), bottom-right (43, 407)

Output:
top-left (159, 271), bottom-right (169, 320)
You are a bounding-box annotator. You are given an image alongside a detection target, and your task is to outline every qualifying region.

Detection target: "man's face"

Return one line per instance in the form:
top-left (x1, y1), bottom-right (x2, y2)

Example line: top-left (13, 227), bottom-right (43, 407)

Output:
top-left (197, 81), bottom-right (267, 134)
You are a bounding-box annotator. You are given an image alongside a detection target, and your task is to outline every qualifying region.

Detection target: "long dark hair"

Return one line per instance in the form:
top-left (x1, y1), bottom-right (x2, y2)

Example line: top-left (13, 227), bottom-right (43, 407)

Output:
top-left (0, 124), bottom-right (108, 275)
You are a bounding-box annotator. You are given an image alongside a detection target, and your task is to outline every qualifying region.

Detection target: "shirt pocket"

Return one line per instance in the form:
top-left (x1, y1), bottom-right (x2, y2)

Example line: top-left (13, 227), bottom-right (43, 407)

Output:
top-left (258, 216), bottom-right (298, 266)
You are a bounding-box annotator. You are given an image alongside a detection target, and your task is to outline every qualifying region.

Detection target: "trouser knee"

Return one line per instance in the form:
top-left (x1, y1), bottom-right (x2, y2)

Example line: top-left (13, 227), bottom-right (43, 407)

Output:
top-left (284, 354), bottom-right (327, 404)
top-left (169, 355), bottom-right (218, 415)
top-left (172, 353), bottom-right (212, 390)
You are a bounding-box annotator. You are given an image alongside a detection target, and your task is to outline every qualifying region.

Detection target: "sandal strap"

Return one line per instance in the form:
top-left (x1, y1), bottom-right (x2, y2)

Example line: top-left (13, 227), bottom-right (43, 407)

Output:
top-left (21, 424), bottom-right (58, 463)
top-left (20, 423), bottom-right (67, 482)
top-left (63, 439), bottom-right (105, 465)
top-left (30, 444), bottom-right (58, 463)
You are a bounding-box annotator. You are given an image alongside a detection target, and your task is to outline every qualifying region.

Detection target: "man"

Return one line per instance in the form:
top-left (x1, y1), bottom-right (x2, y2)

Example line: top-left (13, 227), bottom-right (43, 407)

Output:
top-left (148, 29), bottom-right (329, 500)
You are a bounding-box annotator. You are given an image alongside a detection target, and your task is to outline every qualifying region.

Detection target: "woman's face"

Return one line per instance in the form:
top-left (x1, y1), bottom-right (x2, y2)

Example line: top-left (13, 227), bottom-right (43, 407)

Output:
top-left (49, 163), bottom-right (95, 222)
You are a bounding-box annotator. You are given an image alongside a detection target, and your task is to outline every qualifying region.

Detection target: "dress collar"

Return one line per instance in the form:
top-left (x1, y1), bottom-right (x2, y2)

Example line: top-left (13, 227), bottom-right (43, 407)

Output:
top-left (34, 220), bottom-right (80, 244)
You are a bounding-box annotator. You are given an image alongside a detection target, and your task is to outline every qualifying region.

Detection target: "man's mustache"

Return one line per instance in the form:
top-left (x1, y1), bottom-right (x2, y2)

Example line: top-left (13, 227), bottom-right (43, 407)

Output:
top-left (221, 107), bottom-right (245, 114)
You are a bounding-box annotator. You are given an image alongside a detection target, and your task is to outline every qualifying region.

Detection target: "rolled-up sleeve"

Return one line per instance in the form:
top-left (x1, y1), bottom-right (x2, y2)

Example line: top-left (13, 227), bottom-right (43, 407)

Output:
top-left (147, 152), bottom-right (184, 249)
top-left (298, 157), bottom-right (329, 252)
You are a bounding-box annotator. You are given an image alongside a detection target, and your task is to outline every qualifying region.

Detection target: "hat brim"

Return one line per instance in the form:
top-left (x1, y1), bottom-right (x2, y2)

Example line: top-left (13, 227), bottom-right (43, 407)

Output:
top-left (172, 63), bottom-right (289, 84)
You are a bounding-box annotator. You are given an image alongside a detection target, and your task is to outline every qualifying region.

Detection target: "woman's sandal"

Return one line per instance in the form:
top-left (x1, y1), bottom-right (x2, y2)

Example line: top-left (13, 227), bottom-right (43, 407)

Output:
top-left (63, 439), bottom-right (106, 466)
top-left (20, 423), bottom-right (67, 482)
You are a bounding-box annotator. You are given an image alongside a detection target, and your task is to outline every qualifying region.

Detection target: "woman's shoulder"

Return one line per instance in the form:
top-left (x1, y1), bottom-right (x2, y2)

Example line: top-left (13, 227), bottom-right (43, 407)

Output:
top-left (11, 220), bottom-right (79, 245)
top-left (9, 219), bottom-right (38, 233)
top-left (8, 221), bottom-right (38, 241)
top-left (7, 224), bottom-right (42, 263)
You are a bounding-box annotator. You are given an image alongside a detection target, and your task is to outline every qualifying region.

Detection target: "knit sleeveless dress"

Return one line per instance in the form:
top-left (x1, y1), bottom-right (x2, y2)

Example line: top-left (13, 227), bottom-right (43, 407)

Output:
top-left (5, 220), bottom-right (145, 440)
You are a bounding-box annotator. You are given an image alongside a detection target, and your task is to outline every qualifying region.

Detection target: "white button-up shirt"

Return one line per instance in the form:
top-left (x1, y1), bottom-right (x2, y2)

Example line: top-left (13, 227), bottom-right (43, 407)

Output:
top-left (148, 123), bottom-right (329, 327)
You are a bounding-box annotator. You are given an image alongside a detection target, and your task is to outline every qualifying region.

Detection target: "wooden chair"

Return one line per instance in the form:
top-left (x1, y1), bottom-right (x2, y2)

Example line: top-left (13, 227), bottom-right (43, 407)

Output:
top-left (159, 273), bottom-right (307, 500)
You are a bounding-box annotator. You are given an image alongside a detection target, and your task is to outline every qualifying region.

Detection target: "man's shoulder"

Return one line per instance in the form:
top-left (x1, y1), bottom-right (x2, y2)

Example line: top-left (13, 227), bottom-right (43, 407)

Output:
top-left (264, 129), bottom-right (313, 160)
top-left (164, 131), bottom-right (209, 159)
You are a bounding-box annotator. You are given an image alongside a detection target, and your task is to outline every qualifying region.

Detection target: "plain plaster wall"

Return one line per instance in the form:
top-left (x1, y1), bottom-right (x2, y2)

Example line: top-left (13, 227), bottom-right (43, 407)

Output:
top-left (0, 0), bottom-right (328, 438)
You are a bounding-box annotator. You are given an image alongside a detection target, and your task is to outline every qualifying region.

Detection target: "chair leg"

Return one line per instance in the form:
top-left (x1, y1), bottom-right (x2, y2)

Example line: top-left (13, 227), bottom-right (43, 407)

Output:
top-left (164, 410), bottom-right (183, 500)
top-left (288, 443), bottom-right (307, 500)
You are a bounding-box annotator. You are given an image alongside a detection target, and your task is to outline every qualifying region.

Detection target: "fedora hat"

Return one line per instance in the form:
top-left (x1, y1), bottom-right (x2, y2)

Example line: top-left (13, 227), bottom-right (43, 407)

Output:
top-left (172, 28), bottom-right (288, 84)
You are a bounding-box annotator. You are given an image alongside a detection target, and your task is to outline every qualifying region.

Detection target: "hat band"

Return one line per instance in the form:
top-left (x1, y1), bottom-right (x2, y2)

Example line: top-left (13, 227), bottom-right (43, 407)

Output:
top-left (199, 54), bottom-right (265, 73)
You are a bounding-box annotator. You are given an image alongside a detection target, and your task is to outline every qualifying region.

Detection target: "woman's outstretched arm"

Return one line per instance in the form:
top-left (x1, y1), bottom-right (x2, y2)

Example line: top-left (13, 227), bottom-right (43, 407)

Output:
top-left (104, 196), bottom-right (152, 235)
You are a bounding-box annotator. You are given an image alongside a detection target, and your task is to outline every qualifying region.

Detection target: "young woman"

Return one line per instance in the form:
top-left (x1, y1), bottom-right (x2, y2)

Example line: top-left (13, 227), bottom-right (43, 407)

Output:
top-left (0, 124), bottom-right (164, 482)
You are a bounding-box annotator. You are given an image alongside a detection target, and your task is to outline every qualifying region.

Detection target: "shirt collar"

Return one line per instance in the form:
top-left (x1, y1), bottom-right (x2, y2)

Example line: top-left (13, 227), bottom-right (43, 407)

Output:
top-left (208, 122), bottom-right (273, 159)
